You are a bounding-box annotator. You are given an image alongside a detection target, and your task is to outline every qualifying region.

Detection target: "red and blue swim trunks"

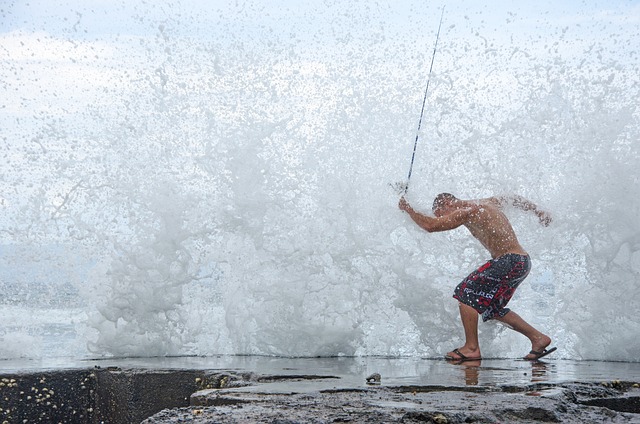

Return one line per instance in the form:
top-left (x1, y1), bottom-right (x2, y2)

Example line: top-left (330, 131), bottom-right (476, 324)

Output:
top-left (453, 253), bottom-right (531, 322)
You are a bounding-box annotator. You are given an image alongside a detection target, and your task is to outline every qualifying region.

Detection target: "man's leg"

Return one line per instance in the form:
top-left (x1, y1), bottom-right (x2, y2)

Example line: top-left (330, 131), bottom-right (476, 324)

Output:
top-left (496, 311), bottom-right (552, 359)
top-left (447, 302), bottom-right (482, 360)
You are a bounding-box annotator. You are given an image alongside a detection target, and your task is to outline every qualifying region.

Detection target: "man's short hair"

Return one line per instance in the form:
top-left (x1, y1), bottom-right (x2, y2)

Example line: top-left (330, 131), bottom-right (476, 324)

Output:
top-left (432, 193), bottom-right (456, 212)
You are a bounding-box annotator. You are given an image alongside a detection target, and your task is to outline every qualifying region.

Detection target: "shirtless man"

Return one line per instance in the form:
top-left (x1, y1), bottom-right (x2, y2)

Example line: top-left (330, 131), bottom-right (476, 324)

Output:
top-left (398, 193), bottom-right (556, 361)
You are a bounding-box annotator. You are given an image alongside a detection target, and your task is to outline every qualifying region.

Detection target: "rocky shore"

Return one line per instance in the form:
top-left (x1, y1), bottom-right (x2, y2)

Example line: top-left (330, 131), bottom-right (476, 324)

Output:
top-left (1, 357), bottom-right (639, 423)
top-left (146, 372), bottom-right (640, 423)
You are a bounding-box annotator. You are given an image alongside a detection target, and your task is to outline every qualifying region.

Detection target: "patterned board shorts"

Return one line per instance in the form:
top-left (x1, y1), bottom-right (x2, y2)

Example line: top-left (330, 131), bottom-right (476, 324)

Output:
top-left (453, 253), bottom-right (531, 322)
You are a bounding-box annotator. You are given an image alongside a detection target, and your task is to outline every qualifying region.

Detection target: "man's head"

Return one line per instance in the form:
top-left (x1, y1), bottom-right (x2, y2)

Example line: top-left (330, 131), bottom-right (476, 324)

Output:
top-left (432, 193), bottom-right (457, 216)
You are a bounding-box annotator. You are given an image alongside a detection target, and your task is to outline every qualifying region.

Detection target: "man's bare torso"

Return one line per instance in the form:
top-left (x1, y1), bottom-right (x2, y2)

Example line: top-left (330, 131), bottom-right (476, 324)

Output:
top-left (464, 200), bottom-right (528, 259)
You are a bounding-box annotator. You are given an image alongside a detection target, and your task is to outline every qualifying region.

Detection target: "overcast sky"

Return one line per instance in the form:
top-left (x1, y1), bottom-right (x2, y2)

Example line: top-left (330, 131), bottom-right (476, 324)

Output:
top-left (2, 0), bottom-right (639, 42)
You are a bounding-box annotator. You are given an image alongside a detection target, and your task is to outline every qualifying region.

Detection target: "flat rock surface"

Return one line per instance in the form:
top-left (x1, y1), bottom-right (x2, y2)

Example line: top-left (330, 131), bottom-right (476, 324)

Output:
top-left (145, 383), bottom-right (640, 423)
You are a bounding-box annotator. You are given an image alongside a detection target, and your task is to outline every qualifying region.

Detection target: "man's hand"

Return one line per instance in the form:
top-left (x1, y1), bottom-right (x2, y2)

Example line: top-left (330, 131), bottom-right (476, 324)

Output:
top-left (536, 210), bottom-right (552, 227)
top-left (398, 196), bottom-right (411, 212)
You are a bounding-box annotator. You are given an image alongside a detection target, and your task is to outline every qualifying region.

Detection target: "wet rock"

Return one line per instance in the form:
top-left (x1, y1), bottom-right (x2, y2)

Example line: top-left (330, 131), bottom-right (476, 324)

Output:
top-left (579, 393), bottom-right (640, 414)
top-left (142, 382), bottom-right (640, 424)
top-left (400, 411), bottom-right (450, 423)
top-left (496, 406), bottom-right (561, 422)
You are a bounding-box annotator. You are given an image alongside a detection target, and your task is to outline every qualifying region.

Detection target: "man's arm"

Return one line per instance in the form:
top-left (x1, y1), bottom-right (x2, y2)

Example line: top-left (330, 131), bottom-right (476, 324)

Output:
top-left (483, 194), bottom-right (552, 226)
top-left (398, 197), bottom-right (476, 233)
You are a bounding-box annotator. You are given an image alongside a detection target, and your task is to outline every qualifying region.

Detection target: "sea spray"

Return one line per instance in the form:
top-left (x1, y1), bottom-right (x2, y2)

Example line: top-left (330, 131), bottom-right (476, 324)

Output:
top-left (0, 1), bottom-right (638, 360)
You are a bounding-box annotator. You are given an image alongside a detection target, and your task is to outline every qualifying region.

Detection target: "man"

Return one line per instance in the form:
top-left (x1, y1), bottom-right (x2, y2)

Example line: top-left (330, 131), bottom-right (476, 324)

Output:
top-left (398, 193), bottom-right (556, 361)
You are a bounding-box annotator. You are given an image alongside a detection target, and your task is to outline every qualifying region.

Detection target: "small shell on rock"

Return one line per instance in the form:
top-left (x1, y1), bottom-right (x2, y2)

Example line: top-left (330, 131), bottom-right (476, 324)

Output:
top-left (366, 373), bottom-right (381, 385)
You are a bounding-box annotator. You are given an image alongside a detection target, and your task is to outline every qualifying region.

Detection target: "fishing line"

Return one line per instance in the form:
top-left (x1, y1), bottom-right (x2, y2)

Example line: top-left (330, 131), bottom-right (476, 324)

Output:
top-left (402, 6), bottom-right (445, 194)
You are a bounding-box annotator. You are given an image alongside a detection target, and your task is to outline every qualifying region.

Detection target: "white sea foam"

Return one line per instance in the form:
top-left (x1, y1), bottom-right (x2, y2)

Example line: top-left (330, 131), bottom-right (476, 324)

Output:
top-left (0, 1), bottom-right (638, 361)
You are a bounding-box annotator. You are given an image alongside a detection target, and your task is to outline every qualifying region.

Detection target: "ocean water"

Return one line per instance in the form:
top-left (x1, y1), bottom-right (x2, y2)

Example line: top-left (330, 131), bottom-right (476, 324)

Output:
top-left (1, 1), bottom-right (639, 362)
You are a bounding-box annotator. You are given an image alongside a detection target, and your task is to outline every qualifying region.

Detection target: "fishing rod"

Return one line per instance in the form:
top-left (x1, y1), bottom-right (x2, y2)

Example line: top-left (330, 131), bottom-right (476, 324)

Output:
top-left (402, 6), bottom-right (445, 195)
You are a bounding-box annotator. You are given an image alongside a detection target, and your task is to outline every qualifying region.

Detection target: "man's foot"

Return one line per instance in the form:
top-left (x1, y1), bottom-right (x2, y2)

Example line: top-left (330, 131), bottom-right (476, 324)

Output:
top-left (446, 347), bottom-right (481, 361)
top-left (447, 356), bottom-right (482, 366)
top-left (524, 335), bottom-right (553, 360)
top-left (525, 347), bottom-right (557, 361)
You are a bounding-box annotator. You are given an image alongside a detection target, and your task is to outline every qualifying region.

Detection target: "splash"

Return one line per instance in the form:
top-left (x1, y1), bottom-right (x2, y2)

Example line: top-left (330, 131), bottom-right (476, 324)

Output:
top-left (1, 1), bottom-right (639, 360)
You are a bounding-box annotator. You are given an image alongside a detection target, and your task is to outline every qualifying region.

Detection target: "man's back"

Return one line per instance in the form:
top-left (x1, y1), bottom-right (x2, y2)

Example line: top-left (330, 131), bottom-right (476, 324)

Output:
top-left (464, 200), bottom-right (528, 259)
